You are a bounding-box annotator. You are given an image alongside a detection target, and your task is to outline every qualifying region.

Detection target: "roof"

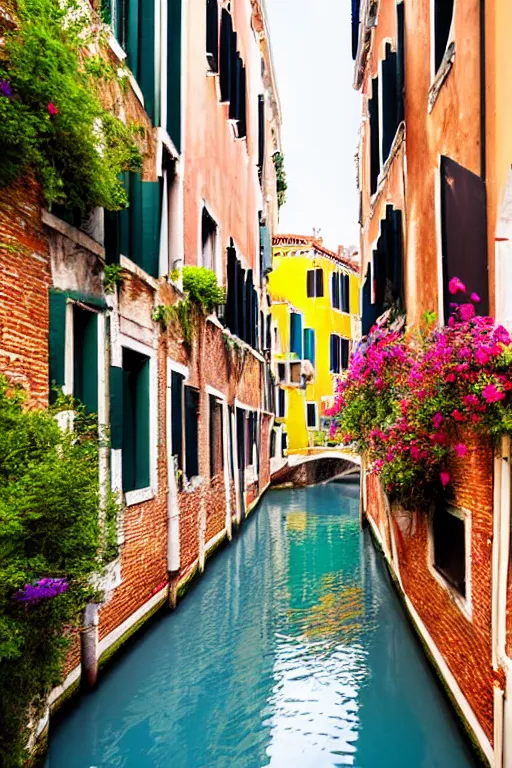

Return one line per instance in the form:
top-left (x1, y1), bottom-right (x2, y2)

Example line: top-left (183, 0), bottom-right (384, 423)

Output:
top-left (272, 234), bottom-right (360, 274)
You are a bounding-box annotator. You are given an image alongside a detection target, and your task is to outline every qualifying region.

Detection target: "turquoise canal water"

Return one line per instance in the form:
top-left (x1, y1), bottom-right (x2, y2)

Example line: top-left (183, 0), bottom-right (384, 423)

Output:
top-left (47, 485), bottom-right (480, 768)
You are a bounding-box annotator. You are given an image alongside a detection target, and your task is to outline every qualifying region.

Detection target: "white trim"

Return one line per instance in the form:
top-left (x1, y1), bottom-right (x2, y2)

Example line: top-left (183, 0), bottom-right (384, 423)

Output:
top-left (159, 168), bottom-right (169, 276)
top-left (435, 159), bottom-right (445, 324)
top-left (205, 527), bottom-right (227, 555)
top-left (366, 513), bottom-right (494, 765)
top-left (234, 398), bottom-right (259, 413)
top-left (206, 384), bottom-right (226, 401)
top-left (168, 358), bottom-right (190, 379)
top-left (125, 486), bottom-right (154, 507)
top-left (64, 301), bottom-right (74, 396)
top-left (48, 665), bottom-right (81, 708)
top-left (428, 503), bottom-right (473, 621)
top-left (97, 585), bottom-right (168, 658)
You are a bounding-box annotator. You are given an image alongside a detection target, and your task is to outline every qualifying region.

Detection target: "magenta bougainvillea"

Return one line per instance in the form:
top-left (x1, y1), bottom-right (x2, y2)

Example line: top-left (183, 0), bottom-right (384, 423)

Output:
top-left (327, 280), bottom-right (512, 506)
top-left (12, 578), bottom-right (68, 606)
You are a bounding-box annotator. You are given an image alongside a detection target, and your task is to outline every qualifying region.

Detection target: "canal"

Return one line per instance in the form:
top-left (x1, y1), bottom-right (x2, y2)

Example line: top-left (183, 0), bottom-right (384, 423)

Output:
top-left (47, 485), bottom-right (479, 768)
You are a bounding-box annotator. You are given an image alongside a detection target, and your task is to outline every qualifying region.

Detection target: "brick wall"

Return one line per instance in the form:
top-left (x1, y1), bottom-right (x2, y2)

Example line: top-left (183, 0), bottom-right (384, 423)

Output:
top-left (0, 178), bottom-right (51, 406)
top-left (365, 433), bottom-right (498, 745)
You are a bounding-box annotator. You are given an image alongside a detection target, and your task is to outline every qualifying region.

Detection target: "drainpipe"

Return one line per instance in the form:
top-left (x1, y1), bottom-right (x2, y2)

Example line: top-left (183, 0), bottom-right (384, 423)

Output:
top-left (223, 403), bottom-right (233, 540)
top-left (167, 370), bottom-right (181, 608)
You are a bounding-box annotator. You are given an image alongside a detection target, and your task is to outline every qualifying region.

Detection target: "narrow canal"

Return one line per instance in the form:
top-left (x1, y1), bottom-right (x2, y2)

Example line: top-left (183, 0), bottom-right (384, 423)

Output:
top-left (47, 485), bottom-right (479, 768)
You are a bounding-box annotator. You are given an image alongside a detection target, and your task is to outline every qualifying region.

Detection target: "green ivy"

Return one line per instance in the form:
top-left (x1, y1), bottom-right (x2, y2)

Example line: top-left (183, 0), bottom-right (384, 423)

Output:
top-left (273, 152), bottom-right (288, 209)
top-left (0, 0), bottom-right (142, 214)
top-left (154, 267), bottom-right (226, 345)
top-left (0, 379), bottom-right (119, 766)
top-left (103, 263), bottom-right (124, 294)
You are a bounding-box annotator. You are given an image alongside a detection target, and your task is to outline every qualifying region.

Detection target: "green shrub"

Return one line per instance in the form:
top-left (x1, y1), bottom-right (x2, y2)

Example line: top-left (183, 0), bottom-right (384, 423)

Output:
top-left (0, 379), bottom-right (118, 766)
top-left (0, 0), bottom-right (142, 214)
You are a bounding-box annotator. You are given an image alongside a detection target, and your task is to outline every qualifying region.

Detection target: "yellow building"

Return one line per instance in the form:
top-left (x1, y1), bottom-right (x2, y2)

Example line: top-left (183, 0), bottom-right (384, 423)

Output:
top-left (268, 235), bottom-right (360, 451)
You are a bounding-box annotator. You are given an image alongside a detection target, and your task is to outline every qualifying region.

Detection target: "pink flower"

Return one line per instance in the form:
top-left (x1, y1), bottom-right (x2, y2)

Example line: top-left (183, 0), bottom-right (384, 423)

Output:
top-left (459, 303), bottom-right (475, 322)
top-left (470, 292), bottom-right (480, 303)
top-left (47, 102), bottom-right (59, 117)
top-left (454, 443), bottom-right (467, 457)
top-left (448, 277), bottom-right (466, 295)
top-left (373, 459), bottom-right (384, 473)
top-left (440, 471), bottom-right (451, 487)
top-left (432, 412), bottom-right (443, 429)
top-left (470, 413), bottom-right (482, 423)
top-left (410, 446), bottom-right (421, 461)
top-left (452, 409), bottom-right (465, 422)
top-left (463, 394), bottom-right (479, 407)
top-left (475, 349), bottom-right (489, 365)
top-left (445, 373), bottom-right (456, 383)
top-left (482, 384), bottom-right (505, 403)
top-left (494, 325), bottom-right (511, 346)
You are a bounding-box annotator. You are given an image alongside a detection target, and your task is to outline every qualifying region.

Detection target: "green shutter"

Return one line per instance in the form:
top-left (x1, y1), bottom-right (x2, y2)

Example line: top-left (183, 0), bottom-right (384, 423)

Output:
top-left (135, 356), bottom-right (150, 490)
top-left (49, 290), bottom-right (67, 400)
top-left (167, 0), bottom-right (182, 150)
top-left (139, 0), bottom-right (157, 123)
top-left (126, 0), bottom-right (140, 81)
top-left (110, 365), bottom-right (123, 450)
top-left (73, 308), bottom-right (98, 414)
top-left (141, 180), bottom-right (161, 278)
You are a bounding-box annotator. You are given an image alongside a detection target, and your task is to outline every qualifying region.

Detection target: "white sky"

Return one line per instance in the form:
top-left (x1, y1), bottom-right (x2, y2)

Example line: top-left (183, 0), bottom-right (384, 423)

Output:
top-left (265, 0), bottom-right (361, 253)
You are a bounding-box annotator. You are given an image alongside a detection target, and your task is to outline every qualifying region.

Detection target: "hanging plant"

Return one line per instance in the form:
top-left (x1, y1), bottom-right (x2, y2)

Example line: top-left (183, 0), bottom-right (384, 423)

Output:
top-left (327, 280), bottom-right (512, 507)
top-left (0, 0), bottom-right (142, 213)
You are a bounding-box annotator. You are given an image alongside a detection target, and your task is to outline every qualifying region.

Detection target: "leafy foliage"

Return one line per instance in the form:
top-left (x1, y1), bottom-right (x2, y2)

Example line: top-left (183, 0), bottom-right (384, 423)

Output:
top-left (103, 263), bottom-right (124, 293)
top-left (328, 286), bottom-right (512, 507)
top-left (0, 379), bottom-right (118, 766)
top-left (0, 0), bottom-right (142, 213)
top-left (154, 267), bottom-right (226, 345)
top-left (272, 152), bottom-right (288, 208)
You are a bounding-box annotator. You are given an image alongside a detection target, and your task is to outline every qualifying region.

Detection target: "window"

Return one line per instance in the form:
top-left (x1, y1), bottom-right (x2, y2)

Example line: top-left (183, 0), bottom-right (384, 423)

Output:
top-left (48, 291), bottom-right (101, 414)
top-left (109, 0), bottom-right (157, 122)
top-left (369, 76), bottom-right (380, 195)
top-left (270, 428), bottom-right (277, 458)
top-left (281, 430), bottom-right (288, 454)
top-left (122, 348), bottom-right (150, 493)
top-left (258, 94), bottom-right (265, 183)
top-left (209, 395), bottom-right (224, 478)
top-left (434, 0), bottom-right (455, 73)
top-left (201, 207), bottom-right (217, 271)
top-left (369, 205), bottom-right (404, 329)
top-left (277, 363), bottom-right (286, 383)
top-left (303, 328), bottom-right (315, 365)
top-left (382, 43), bottom-right (398, 162)
top-left (332, 273), bottom-right (350, 313)
top-left (277, 388), bottom-right (286, 418)
top-left (206, 0), bottom-right (219, 72)
top-left (170, 371), bottom-right (185, 472)
top-left (290, 312), bottom-right (303, 358)
top-left (306, 402), bottom-right (318, 429)
top-left (184, 387), bottom-right (200, 479)
top-left (105, 173), bottom-right (162, 278)
top-left (330, 335), bottom-right (349, 374)
top-left (307, 268), bottom-right (324, 298)
top-left (440, 157), bottom-right (488, 322)
top-left (73, 305), bottom-right (99, 414)
top-left (433, 503), bottom-right (466, 597)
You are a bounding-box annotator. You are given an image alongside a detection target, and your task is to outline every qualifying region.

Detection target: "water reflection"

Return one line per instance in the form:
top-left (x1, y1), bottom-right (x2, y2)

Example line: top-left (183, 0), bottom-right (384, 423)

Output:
top-left (47, 485), bottom-right (478, 768)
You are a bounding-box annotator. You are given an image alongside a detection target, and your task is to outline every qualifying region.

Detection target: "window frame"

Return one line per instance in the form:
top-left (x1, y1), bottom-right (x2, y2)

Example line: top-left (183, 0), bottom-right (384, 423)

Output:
top-left (428, 501), bottom-right (472, 619)
top-left (276, 386), bottom-right (287, 419)
top-left (306, 268), bottom-right (324, 298)
top-left (330, 334), bottom-right (350, 374)
top-left (119, 334), bottom-right (158, 507)
top-left (306, 401), bottom-right (318, 430)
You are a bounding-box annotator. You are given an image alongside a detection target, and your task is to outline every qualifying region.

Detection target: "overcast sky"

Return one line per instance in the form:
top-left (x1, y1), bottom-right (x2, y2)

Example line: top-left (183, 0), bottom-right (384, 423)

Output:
top-left (265, 0), bottom-right (361, 252)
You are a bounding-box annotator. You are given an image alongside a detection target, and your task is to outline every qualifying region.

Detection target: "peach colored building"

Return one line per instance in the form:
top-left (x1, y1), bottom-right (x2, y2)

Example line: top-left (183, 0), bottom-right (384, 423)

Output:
top-left (353, 1), bottom-right (512, 765)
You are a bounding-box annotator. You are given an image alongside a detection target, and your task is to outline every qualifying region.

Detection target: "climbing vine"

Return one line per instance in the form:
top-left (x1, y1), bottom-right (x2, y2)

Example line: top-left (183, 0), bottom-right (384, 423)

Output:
top-left (0, 379), bottom-right (119, 766)
top-left (103, 263), bottom-right (125, 294)
top-left (273, 152), bottom-right (288, 208)
top-left (154, 267), bottom-right (226, 346)
top-left (0, 0), bottom-right (142, 214)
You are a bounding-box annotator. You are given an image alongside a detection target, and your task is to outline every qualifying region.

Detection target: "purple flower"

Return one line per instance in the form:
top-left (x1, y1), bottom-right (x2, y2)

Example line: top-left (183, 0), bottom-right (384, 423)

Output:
top-left (13, 578), bottom-right (68, 605)
top-left (448, 277), bottom-right (466, 295)
top-left (0, 80), bottom-right (12, 98)
top-left (470, 292), bottom-right (481, 303)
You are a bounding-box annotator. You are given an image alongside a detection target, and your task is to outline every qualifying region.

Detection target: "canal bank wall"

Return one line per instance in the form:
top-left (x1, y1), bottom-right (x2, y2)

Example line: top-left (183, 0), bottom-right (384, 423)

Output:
top-left (361, 440), bottom-right (500, 768)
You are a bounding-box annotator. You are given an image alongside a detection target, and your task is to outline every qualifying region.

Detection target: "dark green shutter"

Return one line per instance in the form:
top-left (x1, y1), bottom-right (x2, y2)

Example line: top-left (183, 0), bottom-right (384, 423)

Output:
top-left (167, 0), bottom-right (182, 150)
top-left (185, 387), bottom-right (199, 478)
top-left (315, 268), bottom-right (324, 297)
top-left (307, 270), bottom-right (315, 297)
top-left (304, 328), bottom-right (315, 365)
top-left (110, 365), bottom-right (123, 450)
top-left (49, 290), bottom-right (67, 400)
top-left (135, 355), bottom-right (150, 489)
top-left (126, 0), bottom-right (140, 80)
top-left (369, 76), bottom-right (380, 195)
top-left (73, 307), bottom-right (98, 414)
top-left (141, 179), bottom-right (161, 278)
top-left (171, 371), bottom-right (184, 470)
top-left (139, 0), bottom-right (157, 123)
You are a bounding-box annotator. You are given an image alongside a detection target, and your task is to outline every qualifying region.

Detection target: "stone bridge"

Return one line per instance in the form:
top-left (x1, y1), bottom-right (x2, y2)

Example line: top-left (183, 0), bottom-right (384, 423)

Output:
top-left (270, 447), bottom-right (360, 488)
